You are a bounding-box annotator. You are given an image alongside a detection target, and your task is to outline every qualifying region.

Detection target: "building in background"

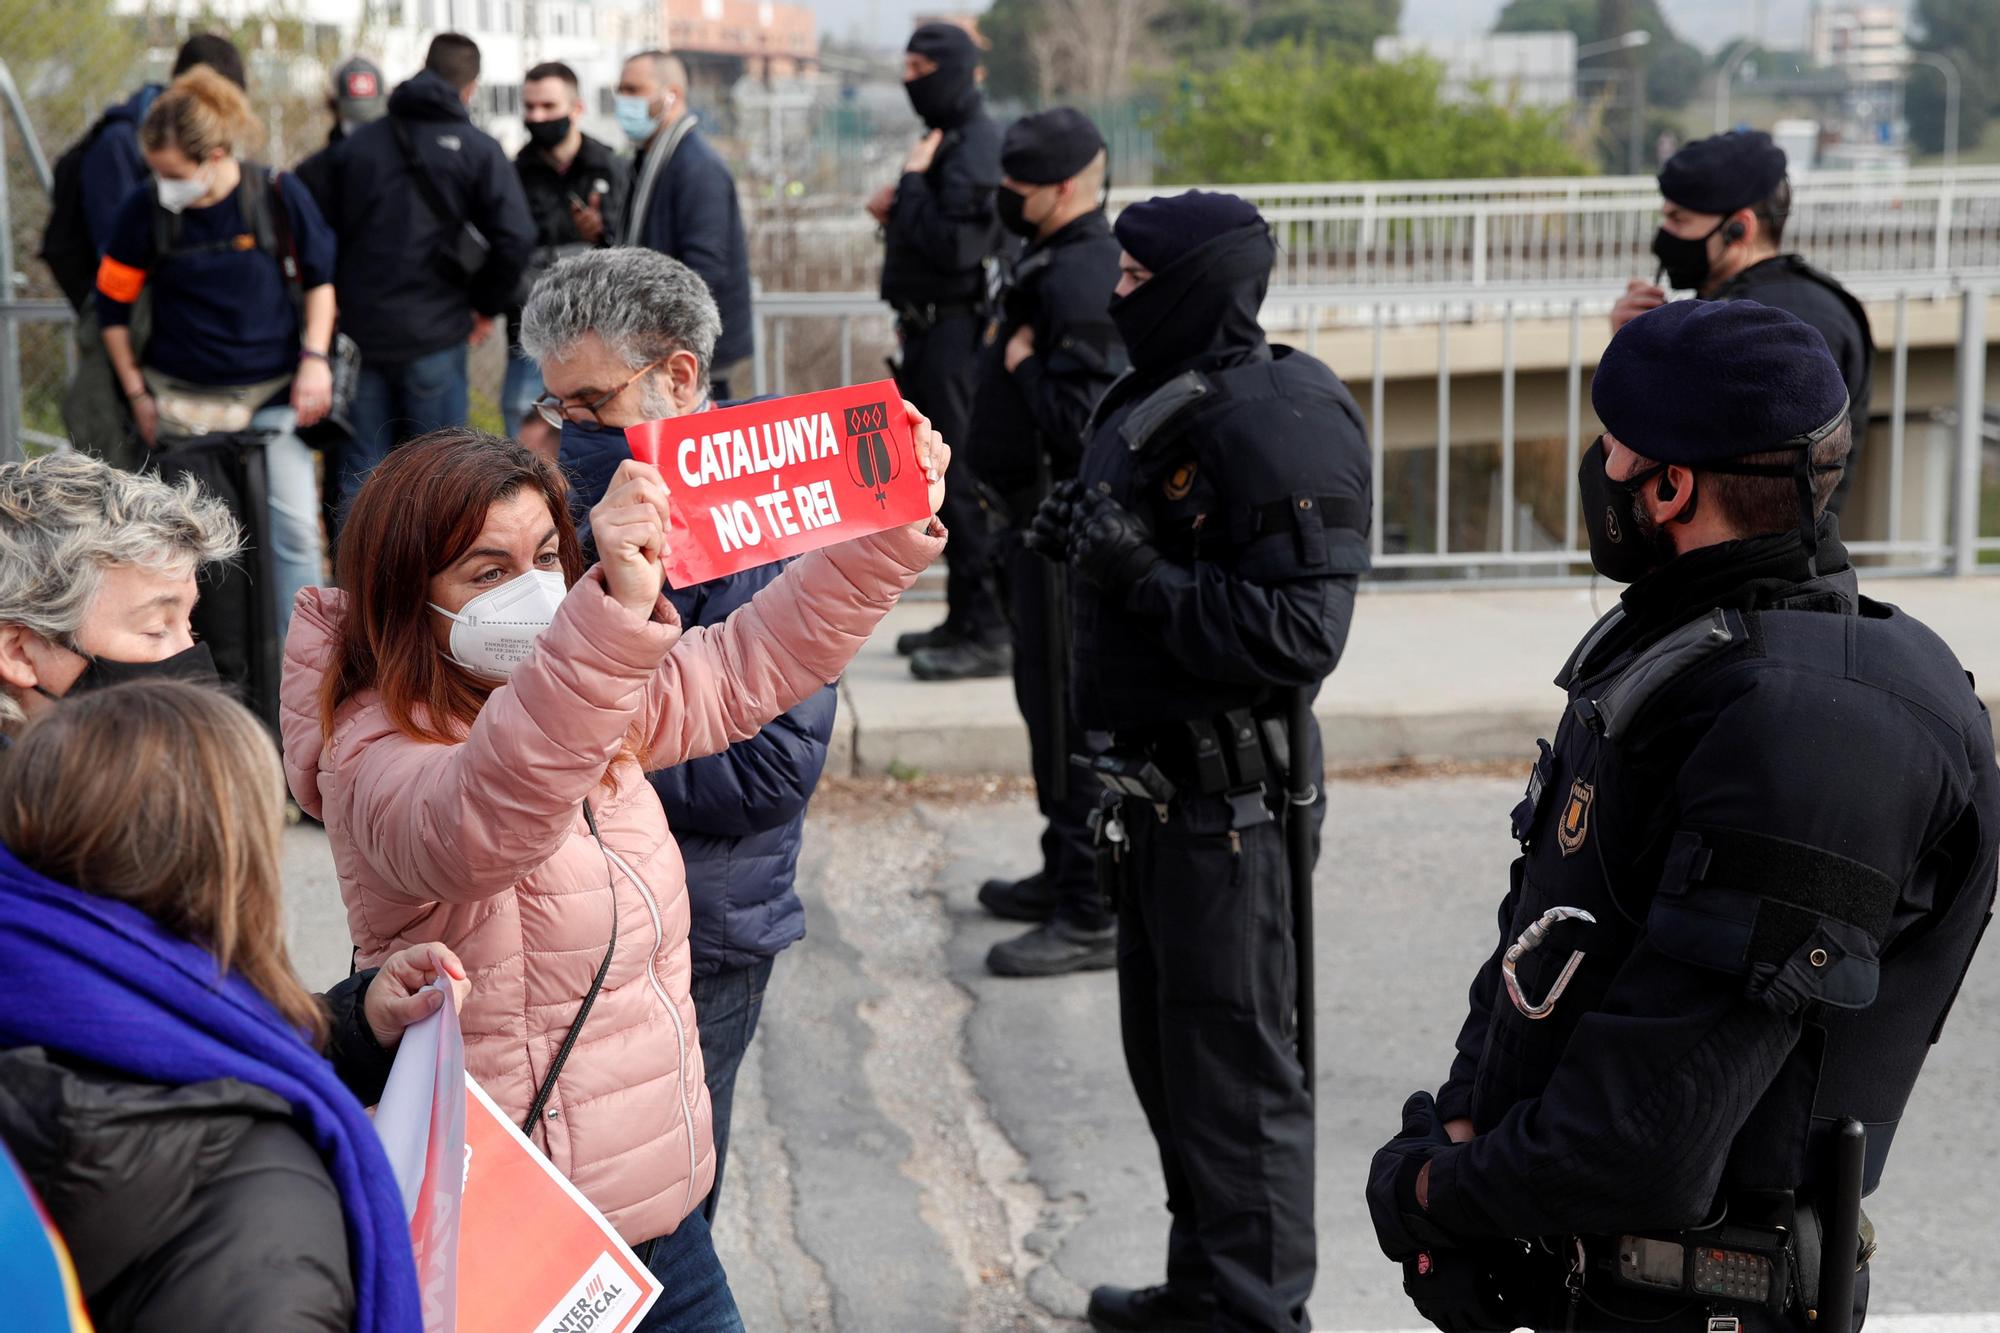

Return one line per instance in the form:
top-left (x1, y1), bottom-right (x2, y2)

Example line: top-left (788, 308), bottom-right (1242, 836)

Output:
top-left (1807, 2), bottom-right (1910, 85)
top-left (115, 0), bottom-right (662, 155)
top-left (1372, 33), bottom-right (1579, 109)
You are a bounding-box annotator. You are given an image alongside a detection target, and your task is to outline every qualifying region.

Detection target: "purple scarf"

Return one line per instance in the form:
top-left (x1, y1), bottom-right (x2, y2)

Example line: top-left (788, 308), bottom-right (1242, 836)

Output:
top-left (0, 843), bottom-right (421, 1333)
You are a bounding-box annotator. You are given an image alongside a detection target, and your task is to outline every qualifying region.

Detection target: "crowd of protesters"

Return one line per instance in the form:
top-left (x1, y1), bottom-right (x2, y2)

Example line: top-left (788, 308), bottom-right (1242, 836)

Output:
top-left (0, 25), bottom-right (891, 1333)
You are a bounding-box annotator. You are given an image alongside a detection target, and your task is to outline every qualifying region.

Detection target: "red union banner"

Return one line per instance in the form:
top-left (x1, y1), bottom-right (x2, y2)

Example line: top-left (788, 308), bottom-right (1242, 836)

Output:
top-left (624, 379), bottom-right (931, 588)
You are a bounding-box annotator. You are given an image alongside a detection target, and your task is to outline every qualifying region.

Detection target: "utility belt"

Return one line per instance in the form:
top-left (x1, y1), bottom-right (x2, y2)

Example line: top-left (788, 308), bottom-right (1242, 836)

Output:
top-left (1077, 708), bottom-right (1296, 911)
top-left (1553, 1196), bottom-right (1875, 1330)
top-left (893, 299), bottom-right (985, 338)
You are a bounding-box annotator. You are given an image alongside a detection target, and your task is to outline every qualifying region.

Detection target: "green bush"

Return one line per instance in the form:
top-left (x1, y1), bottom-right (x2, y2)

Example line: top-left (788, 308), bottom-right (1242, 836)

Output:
top-left (1151, 48), bottom-right (1592, 183)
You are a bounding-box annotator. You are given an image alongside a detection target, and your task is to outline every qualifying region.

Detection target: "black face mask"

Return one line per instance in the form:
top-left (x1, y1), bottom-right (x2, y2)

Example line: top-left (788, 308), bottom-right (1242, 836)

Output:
top-left (37, 640), bottom-right (221, 700)
top-left (996, 185), bottom-right (1041, 240)
top-left (1578, 442), bottom-right (1681, 583)
top-left (904, 69), bottom-right (970, 130)
top-left (1651, 218), bottom-right (1728, 291)
top-left (527, 116), bottom-right (571, 149)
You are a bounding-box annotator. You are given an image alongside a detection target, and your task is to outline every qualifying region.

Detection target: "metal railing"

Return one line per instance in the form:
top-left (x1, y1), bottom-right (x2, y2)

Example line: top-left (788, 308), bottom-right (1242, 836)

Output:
top-left (745, 279), bottom-right (1999, 581)
top-left (746, 167), bottom-right (2000, 295)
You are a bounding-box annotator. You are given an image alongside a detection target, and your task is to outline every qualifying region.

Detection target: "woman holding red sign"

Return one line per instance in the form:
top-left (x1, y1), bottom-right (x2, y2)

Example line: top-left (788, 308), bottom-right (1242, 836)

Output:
top-left (279, 423), bottom-right (947, 1329)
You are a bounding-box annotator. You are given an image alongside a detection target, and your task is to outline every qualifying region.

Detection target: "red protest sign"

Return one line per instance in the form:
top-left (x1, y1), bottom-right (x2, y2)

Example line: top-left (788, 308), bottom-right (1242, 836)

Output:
top-left (624, 379), bottom-right (930, 588)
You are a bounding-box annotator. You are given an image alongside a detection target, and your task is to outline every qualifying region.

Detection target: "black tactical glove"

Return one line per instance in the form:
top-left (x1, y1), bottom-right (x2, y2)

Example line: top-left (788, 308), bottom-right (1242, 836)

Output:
top-left (1368, 1091), bottom-right (1457, 1261)
top-left (1403, 1246), bottom-right (1517, 1333)
top-left (1068, 490), bottom-right (1162, 592)
top-left (1024, 479), bottom-right (1082, 563)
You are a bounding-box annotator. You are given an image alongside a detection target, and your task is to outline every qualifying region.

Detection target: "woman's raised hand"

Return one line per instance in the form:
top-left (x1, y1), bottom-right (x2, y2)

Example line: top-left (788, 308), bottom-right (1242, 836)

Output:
top-left (590, 459), bottom-right (674, 615)
top-left (903, 399), bottom-right (951, 525)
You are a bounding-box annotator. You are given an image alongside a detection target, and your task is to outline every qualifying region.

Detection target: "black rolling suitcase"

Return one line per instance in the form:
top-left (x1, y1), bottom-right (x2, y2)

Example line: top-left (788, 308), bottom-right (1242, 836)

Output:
top-left (151, 429), bottom-right (284, 738)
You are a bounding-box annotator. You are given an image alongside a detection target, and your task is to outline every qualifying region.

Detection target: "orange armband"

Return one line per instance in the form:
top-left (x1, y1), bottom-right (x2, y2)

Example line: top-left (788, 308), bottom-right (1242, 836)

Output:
top-left (95, 254), bottom-right (147, 305)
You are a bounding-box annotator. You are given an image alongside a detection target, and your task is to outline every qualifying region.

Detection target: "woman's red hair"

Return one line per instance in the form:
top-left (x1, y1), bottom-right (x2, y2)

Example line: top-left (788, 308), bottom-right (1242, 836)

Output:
top-left (320, 429), bottom-right (585, 745)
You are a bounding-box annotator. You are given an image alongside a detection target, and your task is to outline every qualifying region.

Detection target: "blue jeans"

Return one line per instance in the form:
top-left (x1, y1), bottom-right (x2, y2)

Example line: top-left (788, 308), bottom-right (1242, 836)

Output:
top-left (250, 404), bottom-right (323, 645)
top-left (340, 344), bottom-right (468, 510)
top-left (633, 1209), bottom-right (744, 1333)
top-left (689, 957), bottom-right (774, 1225)
top-left (501, 346), bottom-right (544, 432)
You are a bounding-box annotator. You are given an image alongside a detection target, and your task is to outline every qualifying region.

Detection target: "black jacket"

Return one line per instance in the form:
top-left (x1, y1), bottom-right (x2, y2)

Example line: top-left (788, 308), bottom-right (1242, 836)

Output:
top-left (509, 132), bottom-right (631, 346)
top-left (299, 71), bottom-right (536, 364)
top-left (0, 970), bottom-right (393, 1332)
top-left (966, 210), bottom-right (1124, 510)
top-left (629, 122), bottom-right (752, 366)
top-left (1423, 530), bottom-right (2000, 1259)
top-left (880, 97), bottom-right (1004, 310)
top-left (1069, 225), bottom-right (1372, 732)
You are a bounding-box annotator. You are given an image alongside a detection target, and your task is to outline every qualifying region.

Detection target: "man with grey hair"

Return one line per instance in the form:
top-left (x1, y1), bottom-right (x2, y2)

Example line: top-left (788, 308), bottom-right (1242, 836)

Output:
top-left (521, 246), bottom-right (836, 1224)
top-left (615, 49), bottom-right (753, 400)
top-left (0, 452), bottom-right (240, 735)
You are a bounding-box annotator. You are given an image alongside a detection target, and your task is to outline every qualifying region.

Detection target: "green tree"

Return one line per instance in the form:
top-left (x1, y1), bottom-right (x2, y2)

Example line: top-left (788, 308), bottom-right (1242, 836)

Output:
top-left (1913, 0), bottom-right (2000, 115)
top-left (1907, 48), bottom-right (1991, 155)
top-left (1151, 46), bottom-right (1591, 183)
top-left (980, 0), bottom-right (1046, 101)
top-left (1243, 0), bottom-right (1400, 55)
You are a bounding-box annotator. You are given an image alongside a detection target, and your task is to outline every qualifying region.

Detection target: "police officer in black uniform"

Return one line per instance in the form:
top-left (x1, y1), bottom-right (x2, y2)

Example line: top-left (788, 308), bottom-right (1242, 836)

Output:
top-left (1029, 192), bottom-right (1372, 1333)
top-left (875, 22), bottom-right (1012, 679)
top-left (1366, 299), bottom-right (1999, 1333)
top-left (1612, 131), bottom-right (1874, 511)
top-left (965, 108), bottom-right (1127, 977)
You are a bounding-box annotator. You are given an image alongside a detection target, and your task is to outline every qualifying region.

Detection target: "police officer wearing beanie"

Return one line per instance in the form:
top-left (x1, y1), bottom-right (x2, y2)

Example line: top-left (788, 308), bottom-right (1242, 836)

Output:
top-left (1029, 191), bottom-right (1371, 1332)
top-left (963, 108), bottom-right (1126, 977)
top-left (1612, 131), bottom-right (1873, 512)
top-left (874, 22), bottom-right (1012, 677)
top-left (1366, 299), bottom-right (1998, 1333)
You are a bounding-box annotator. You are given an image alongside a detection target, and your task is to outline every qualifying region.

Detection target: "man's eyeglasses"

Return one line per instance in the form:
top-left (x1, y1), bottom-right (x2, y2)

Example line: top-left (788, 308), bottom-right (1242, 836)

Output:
top-left (532, 357), bottom-right (667, 429)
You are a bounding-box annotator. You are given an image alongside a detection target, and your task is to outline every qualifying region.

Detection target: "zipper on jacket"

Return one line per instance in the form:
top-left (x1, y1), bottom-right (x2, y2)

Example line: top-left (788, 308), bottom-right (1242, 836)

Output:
top-left (602, 844), bottom-right (701, 1218)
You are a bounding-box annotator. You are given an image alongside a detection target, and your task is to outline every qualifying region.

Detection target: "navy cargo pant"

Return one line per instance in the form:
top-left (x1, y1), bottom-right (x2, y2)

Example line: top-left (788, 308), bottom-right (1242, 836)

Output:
top-left (1004, 538), bottom-right (1106, 929)
top-left (1116, 766), bottom-right (1323, 1332)
top-left (895, 311), bottom-right (1006, 646)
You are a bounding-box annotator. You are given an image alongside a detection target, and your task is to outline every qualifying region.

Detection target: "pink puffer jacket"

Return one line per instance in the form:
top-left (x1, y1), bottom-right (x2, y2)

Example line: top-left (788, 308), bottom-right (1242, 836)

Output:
top-left (280, 525), bottom-right (943, 1244)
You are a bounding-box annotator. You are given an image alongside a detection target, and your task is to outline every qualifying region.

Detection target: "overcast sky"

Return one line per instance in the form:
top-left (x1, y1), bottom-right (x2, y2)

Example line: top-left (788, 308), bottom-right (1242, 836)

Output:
top-left (812, 0), bottom-right (1915, 55)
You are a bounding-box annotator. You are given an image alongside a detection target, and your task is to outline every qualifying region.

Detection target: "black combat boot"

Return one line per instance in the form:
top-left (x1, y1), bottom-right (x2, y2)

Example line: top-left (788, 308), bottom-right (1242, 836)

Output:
top-left (1086, 1283), bottom-right (1214, 1332)
top-left (985, 918), bottom-right (1116, 977)
top-left (909, 638), bottom-right (1012, 681)
top-left (894, 621), bottom-right (963, 657)
top-left (977, 873), bottom-right (1059, 922)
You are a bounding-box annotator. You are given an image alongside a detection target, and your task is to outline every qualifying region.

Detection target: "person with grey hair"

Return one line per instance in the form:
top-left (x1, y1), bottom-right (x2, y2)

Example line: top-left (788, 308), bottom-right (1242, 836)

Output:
top-left (0, 452), bottom-right (240, 736)
top-left (521, 244), bottom-right (838, 1226)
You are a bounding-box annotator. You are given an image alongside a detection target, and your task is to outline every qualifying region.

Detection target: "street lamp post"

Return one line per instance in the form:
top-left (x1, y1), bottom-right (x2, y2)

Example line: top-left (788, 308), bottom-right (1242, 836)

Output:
top-left (1576, 31), bottom-right (1652, 175)
top-left (1714, 41), bottom-right (1758, 132)
top-left (1908, 50), bottom-right (1962, 172)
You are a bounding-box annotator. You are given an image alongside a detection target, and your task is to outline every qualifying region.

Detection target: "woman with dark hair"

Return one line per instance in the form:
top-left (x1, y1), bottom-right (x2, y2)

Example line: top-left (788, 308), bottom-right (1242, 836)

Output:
top-left (0, 681), bottom-right (467, 1333)
top-left (280, 423), bottom-right (948, 1330)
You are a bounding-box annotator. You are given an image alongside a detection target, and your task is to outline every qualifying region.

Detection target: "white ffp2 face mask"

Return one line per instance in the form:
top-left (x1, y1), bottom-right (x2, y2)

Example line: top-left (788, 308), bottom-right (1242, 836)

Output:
top-left (154, 168), bottom-right (211, 214)
top-left (429, 569), bottom-right (568, 678)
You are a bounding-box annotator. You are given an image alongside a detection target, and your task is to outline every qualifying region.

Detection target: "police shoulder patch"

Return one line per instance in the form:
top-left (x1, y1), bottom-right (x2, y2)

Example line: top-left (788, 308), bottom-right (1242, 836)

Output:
top-left (1557, 778), bottom-right (1593, 856)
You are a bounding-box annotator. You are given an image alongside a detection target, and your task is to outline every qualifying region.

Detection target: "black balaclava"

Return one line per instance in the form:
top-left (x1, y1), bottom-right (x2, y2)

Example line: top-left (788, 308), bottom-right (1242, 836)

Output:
top-left (905, 23), bottom-right (980, 131)
top-left (1109, 223), bottom-right (1276, 375)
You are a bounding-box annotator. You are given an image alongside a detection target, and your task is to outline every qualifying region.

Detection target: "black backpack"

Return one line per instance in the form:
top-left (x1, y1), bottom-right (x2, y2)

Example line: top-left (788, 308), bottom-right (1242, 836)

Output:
top-left (39, 113), bottom-right (124, 312)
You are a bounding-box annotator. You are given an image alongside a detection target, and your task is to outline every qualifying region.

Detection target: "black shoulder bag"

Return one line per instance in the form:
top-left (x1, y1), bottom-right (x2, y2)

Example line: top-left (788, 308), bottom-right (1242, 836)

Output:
top-left (521, 799), bottom-right (620, 1135)
top-left (390, 116), bottom-right (492, 283)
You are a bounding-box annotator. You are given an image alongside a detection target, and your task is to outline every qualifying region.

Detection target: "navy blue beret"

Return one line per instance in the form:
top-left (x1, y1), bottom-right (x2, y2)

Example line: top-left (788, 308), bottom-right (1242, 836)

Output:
top-left (1113, 190), bottom-right (1264, 273)
top-left (1002, 107), bottom-right (1105, 184)
top-left (1591, 299), bottom-right (1849, 465)
top-left (1657, 130), bottom-right (1788, 216)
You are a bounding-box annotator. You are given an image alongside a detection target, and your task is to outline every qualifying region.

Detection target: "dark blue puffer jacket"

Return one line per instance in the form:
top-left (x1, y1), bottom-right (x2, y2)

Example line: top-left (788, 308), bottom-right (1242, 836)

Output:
top-left (80, 85), bottom-right (161, 256)
top-left (560, 416), bottom-right (834, 977)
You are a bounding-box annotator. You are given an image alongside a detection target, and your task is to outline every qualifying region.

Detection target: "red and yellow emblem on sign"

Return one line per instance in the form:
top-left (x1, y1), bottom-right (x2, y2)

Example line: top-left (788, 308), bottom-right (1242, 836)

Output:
top-left (1557, 778), bottom-right (1593, 856)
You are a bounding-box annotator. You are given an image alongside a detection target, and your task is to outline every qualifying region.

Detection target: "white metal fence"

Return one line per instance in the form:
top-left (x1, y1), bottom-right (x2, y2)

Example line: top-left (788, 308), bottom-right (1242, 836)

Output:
top-left (747, 278), bottom-right (2000, 581)
top-left (749, 167), bottom-right (2000, 294)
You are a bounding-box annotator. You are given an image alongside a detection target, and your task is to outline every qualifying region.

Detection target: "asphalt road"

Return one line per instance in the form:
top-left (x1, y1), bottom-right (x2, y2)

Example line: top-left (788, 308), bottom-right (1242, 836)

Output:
top-left (281, 775), bottom-right (2000, 1332)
